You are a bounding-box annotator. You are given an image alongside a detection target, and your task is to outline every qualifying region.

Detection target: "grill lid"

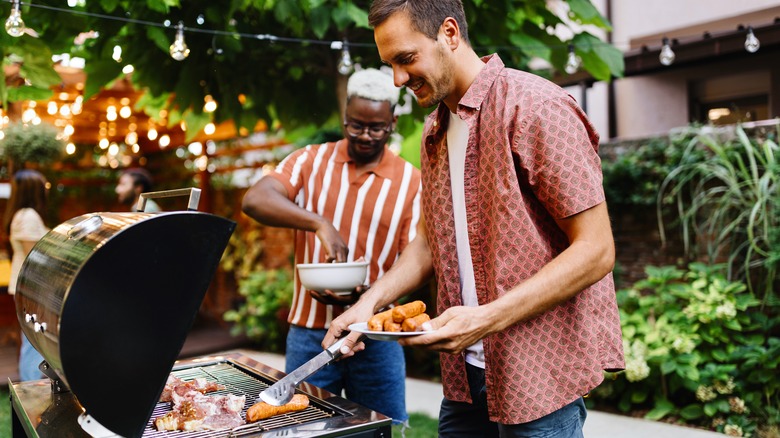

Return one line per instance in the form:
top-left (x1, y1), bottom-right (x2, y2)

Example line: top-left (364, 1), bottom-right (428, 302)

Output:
top-left (16, 190), bottom-right (236, 438)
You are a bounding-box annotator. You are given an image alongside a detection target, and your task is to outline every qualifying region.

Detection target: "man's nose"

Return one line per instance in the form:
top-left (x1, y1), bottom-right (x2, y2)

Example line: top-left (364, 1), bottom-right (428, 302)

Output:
top-left (393, 67), bottom-right (409, 88)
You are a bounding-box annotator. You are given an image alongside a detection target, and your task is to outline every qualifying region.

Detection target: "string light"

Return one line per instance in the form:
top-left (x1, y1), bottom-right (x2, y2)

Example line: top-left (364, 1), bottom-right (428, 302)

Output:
top-left (744, 26), bottom-right (760, 53)
top-left (564, 44), bottom-right (581, 74)
top-left (659, 37), bottom-right (675, 66)
top-left (5, 0), bottom-right (26, 37)
top-left (169, 21), bottom-right (190, 61)
top-left (332, 40), bottom-right (353, 75)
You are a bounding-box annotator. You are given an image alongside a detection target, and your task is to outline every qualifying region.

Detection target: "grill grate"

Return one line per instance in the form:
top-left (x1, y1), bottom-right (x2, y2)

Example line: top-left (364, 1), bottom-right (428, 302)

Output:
top-left (141, 361), bottom-right (339, 437)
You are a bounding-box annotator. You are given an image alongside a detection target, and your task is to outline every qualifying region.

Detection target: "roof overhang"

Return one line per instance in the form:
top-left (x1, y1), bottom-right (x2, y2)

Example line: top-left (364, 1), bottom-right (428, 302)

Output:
top-left (555, 19), bottom-right (780, 88)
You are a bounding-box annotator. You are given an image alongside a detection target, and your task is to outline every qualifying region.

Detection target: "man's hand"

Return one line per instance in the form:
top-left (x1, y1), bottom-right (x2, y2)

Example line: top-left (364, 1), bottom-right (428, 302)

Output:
top-left (398, 305), bottom-right (495, 355)
top-left (322, 298), bottom-right (375, 359)
top-left (309, 285), bottom-right (369, 306)
top-left (315, 222), bottom-right (349, 262)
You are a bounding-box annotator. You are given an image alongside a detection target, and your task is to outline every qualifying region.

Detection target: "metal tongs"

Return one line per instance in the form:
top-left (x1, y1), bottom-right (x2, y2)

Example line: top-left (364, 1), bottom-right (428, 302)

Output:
top-left (259, 333), bottom-right (367, 406)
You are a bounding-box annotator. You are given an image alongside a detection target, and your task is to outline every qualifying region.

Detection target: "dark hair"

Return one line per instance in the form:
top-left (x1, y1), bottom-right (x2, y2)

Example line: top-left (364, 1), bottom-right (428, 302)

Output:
top-left (121, 168), bottom-right (154, 193)
top-left (368, 0), bottom-right (470, 45)
top-left (3, 170), bottom-right (48, 233)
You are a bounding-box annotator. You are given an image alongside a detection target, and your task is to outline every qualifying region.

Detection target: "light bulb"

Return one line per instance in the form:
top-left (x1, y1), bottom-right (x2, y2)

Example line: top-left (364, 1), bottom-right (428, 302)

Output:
top-left (169, 21), bottom-right (190, 61)
top-left (337, 46), bottom-right (353, 75)
top-left (659, 37), bottom-right (675, 66)
top-left (5, 0), bottom-right (25, 38)
top-left (745, 27), bottom-right (760, 53)
top-left (564, 45), bottom-right (581, 75)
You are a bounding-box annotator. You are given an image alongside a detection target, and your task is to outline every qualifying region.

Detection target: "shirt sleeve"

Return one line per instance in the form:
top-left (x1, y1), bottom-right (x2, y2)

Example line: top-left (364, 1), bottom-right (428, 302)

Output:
top-left (266, 145), bottom-right (316, 201)
top-left (11, 209), bottom-right (49, 242)
top-left (514, 96), bottom-right (605, 219)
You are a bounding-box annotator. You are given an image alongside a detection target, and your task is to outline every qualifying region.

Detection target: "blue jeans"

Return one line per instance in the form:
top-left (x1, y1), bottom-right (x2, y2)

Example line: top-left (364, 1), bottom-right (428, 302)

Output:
top-left (19, 332), bottom-right (44, 381)
top-left (439, 363), bottom-right (587, 437)
top-left (285, 325), bottom-right (408, 423)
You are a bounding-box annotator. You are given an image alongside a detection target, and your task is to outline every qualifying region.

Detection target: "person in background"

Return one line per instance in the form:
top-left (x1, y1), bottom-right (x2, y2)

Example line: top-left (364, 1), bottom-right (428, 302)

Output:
top-left (115, 167), bottom-right (161, 212)
top-left (242, 68), bottom-right (422, 426)
top-left (3, 169), bottom-right (49, 381)
top-left (325, 1), bottom-right (625, 437)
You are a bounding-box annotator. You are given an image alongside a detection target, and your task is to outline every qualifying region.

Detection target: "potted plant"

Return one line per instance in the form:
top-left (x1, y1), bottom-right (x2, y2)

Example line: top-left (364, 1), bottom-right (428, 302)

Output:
top-left (0, 122), bottom-right (64, 172)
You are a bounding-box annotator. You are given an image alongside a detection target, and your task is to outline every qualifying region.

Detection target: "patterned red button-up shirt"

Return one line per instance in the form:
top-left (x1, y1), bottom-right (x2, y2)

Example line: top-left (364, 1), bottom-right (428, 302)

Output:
top-left (421, 54), bottom-right (624, 424)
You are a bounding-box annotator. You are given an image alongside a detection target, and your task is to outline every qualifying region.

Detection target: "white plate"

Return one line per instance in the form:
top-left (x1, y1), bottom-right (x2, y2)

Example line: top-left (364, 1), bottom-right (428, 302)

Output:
top-left (348, 322), bottom-right (433, 342)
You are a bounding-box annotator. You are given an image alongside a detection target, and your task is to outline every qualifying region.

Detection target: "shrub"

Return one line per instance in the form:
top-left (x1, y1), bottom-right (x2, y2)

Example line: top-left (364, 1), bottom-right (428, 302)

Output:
top-left (591, 263), bottom-right (780, 437)
top-left (223, 269), bottom-right (293, 352)
top-left (0, 122), bottom-right (64, 166)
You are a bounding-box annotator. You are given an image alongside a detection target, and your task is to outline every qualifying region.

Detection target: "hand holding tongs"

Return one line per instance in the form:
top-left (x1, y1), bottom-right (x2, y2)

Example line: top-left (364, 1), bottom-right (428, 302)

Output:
top-left (259, 333), bottom-right (367, 406)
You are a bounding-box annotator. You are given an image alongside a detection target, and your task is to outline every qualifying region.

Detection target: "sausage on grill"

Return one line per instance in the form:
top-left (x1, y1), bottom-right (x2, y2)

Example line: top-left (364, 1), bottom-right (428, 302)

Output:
top-left (246, 394), bottom-right (309, 422)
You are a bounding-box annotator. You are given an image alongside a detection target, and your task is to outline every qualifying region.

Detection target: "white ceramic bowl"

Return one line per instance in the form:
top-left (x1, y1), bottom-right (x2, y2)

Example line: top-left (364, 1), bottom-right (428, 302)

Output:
top-left (296, 261), bottom-right (369, 294)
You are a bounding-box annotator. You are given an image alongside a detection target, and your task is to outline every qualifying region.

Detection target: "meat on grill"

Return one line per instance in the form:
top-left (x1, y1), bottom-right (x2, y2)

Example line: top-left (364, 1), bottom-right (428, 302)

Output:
top-left (155, 391), bottom-right (246, 432)
top-left (246, 394), bottom-right (310, 423)
top-left (159, 375), bottom-right (226, 402)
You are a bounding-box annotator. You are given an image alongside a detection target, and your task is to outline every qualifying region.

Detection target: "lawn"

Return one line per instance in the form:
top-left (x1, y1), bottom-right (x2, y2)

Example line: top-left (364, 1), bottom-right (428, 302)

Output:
top-left (394, 412), bottom-right (439, 437)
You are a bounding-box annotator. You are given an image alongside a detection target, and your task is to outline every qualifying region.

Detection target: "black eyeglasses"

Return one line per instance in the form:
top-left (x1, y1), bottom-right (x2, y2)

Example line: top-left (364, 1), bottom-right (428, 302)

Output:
top-left (343, 120), bottom-right (392, 140)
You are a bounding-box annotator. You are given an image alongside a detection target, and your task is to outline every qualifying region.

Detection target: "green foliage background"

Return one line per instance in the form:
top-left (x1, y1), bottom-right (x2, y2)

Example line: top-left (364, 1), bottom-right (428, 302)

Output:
top-left (1, 0), bottom-right (623, 143)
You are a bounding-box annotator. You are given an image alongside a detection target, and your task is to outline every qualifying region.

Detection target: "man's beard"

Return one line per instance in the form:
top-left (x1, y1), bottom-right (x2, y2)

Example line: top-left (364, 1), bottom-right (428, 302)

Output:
top-left (416, 44), bottom-right (454, 108)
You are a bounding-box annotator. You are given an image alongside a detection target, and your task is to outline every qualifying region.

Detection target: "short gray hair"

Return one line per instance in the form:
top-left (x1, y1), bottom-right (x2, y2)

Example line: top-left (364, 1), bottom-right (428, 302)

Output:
top-left (347, 68), bottom-right (399, 106)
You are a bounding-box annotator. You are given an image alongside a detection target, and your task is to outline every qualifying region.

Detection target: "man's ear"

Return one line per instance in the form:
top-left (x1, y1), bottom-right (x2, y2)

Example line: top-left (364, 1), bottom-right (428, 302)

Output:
top-left (440, 17), bottom-right (460, 49)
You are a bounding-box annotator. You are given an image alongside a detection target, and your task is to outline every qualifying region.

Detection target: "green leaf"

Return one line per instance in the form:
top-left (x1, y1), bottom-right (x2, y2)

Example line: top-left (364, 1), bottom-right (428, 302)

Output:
top-left (145, 0), bottom-right (168, 14)
top-left (679, 404), bottom-right (704, 420)
top-left (331, 3), bottom-right (352, 29)
top-left (711, 349), bottom-right (728, 362)
top-left (508, 33), bottom-right (551, 60)
top-left (146, 26), bottom-right (172, 53)
top-left (18, 61), bottom-right (61, 89)
top-left (309, 6), bottom-right (332, 39)
top-left (645, 399), bottom-right (675, 420)
top-left (182, 110), bottom-right (211, 142)
top-left (99, 0), bottom-right (120, 13)
top-left (6, 86), bottom-right (54, 102)
top-left (345, 3), bottom-right (369, 29)
top-left (83, 59), bottom-right (123, 99)
top-left (703, 402), bottom-right (717, 417)
top-left (660, 360), bottom-right (676, 375)
top-left (630, 390), bottom-right (648, 403)
top-left (573, 32), bottom-right (624, 80)
top-left (567, 0), bottom-right (611, 29)
top-left (274, 1), bottom-right (303, 25)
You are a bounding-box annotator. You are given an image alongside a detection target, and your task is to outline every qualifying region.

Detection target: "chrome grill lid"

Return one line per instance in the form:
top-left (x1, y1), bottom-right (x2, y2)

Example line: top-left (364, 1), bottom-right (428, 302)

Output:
top-left (15, 189), bottom-right (236, 438)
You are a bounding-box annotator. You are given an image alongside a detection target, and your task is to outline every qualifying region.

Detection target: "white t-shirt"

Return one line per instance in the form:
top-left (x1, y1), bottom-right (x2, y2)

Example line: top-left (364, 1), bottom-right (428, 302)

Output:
top-left (447, 111), bottom-right (485, 368)
top-left (9, 208), bottom-right (49, 294)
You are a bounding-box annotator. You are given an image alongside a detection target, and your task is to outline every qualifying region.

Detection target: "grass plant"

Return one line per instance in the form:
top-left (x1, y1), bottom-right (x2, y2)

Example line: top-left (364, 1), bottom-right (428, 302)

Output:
top-left (658, 124), bottom-right (780, 307)
top-left (0, 387), bottom-right (9, 438)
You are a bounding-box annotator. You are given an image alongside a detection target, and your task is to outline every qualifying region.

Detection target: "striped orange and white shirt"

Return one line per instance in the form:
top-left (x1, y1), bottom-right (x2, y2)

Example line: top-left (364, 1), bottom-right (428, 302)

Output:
top-left (268, 139), bottom-right (422, 329)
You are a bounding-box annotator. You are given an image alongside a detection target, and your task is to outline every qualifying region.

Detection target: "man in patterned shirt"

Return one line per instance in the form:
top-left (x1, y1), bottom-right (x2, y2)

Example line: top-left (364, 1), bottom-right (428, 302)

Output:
top-left (326, 1), bottom-right (625, 436)
top-left (242, 68), bottom-right (421, 425)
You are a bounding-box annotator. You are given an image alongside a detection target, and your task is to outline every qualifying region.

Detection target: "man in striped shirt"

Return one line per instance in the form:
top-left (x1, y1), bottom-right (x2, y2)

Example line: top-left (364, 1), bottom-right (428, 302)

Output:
top-left (242, 68), bottom-right (422, 425)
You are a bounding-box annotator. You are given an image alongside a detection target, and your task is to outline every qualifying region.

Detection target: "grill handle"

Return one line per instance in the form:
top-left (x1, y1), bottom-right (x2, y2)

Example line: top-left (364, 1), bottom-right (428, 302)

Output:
top-left (137, 187), bottom-right (202, 212)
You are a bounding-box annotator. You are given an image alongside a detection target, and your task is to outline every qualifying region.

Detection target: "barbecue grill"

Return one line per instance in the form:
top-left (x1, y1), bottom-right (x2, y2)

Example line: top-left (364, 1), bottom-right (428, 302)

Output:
top-left (7, 188), bottom-right (389, 437)
top-left (10, 352), bottom-right (392, 437)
